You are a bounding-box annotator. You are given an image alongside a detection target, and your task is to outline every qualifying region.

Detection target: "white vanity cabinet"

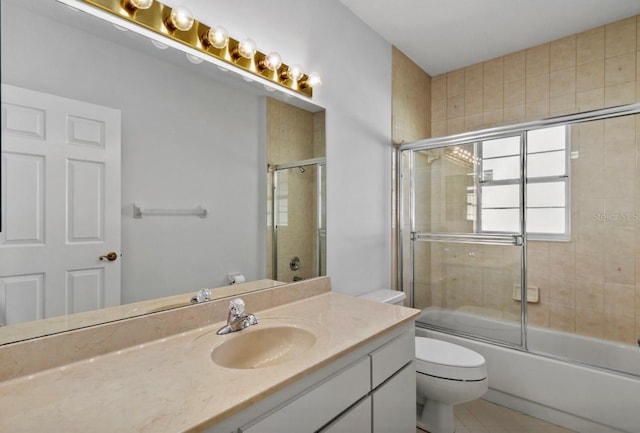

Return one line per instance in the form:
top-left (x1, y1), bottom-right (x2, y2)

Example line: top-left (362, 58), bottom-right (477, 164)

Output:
top-left (206, 324), bottom-right (416, 433)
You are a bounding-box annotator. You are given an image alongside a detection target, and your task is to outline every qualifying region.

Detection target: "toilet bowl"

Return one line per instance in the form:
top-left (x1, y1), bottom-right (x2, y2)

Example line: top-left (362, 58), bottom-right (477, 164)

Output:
top-left (415, 337), bottom-right (488, 433)
top-left (357, 290), bottom-right (488, 433)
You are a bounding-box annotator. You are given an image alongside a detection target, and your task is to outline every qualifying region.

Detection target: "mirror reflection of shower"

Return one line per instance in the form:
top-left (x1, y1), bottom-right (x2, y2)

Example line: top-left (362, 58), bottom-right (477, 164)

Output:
top-left (269, 157), bottom-right (326, 282)
top-left (265, 97), bottom-right (326, 283)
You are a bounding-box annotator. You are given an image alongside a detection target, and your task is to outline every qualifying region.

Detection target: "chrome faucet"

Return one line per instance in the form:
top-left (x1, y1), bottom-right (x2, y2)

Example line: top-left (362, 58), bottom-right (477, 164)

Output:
top-left (190, 288), bottom-right (211, 304)
top-left (216, 298), bottom-right (258, 335)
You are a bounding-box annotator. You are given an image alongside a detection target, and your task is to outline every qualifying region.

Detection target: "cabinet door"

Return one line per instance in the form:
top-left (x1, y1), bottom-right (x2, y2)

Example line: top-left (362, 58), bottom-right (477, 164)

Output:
top-left (320, 396), bottom-right (371, 433)
top-left (240, 357), bottom-right (370, 433)
top-left (372, 361), bottom-right (416, 433)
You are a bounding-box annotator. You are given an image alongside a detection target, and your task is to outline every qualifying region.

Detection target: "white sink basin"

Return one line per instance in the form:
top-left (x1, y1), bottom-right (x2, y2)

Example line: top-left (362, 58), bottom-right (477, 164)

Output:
top-left (211, 325), bottom-right (317, 369)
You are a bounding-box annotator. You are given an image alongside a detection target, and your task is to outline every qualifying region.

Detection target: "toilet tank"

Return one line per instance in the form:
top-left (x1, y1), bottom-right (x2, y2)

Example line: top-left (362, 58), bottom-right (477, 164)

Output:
top-left (358, 289), bottom-right (406, 305)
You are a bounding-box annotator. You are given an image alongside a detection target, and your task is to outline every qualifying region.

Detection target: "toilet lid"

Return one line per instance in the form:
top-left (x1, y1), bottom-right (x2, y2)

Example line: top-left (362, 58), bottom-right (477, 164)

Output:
top-left (415, 337), bottom-right (487, 381)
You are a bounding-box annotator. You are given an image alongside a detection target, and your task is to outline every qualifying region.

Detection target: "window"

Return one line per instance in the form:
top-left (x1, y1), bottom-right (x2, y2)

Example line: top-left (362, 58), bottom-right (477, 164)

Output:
top-left (478, 126), bottom-right (569, 240)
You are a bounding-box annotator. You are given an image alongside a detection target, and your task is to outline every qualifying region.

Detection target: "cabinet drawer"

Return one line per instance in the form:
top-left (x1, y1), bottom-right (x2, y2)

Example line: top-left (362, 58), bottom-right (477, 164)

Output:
top-left (370, 329), bottom-right (414, 389)
top-left (319, 396), bottom-right (371, 433)
top-left (240, 357), bottom-right (370, 433)
top-left (372, 361), bottom-right (416, 433)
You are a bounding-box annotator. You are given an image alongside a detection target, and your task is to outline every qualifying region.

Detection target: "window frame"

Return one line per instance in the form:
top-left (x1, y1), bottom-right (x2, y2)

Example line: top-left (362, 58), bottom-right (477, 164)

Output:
top-left (476, 126), bottom-right (571, 241)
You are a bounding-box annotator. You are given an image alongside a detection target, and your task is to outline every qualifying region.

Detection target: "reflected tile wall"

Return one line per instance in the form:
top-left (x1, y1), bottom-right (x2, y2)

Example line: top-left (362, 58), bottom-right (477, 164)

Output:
top-left (266, 98), bottom-right (324, 282)
top-left (424, 15), bottom-right (640, 345)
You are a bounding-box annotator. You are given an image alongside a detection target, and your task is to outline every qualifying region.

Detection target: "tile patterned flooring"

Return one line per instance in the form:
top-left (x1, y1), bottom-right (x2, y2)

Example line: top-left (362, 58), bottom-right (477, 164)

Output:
top-left (416, 399), bottom-right (577, 433)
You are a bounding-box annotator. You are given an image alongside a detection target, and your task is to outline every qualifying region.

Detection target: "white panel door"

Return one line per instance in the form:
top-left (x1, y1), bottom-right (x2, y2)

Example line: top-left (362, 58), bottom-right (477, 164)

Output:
top-left (0, 84), bottom-right (121, 325)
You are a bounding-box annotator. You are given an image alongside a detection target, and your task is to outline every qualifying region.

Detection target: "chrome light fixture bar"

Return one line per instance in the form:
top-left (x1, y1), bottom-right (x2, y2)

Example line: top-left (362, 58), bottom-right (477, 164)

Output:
top-left (65, 0), bottom-right (321, 97)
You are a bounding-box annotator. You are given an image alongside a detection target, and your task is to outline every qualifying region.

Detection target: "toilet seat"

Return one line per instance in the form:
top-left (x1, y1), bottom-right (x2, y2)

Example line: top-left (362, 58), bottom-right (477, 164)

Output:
top-left (415, 337), bottom-right (487, 381)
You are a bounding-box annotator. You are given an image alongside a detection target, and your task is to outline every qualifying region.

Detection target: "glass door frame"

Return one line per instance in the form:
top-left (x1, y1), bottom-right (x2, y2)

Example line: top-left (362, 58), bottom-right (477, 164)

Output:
top-left (397, 102), bottom-right (640, 351)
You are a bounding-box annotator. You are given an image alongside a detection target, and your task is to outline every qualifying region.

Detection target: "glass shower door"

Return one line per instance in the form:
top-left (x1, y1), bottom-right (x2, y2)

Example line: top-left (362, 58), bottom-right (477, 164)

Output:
top-left (270, 158), bottom-right (326, 282)
top-left (405, 134), bottom-right (526, 347)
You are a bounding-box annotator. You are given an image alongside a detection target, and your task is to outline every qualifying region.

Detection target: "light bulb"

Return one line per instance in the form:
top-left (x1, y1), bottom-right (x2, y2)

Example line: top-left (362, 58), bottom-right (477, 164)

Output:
top-left (205, 25), bottom-right (229, 49)
top-left (305, 72), bottom-right (323, 88)
top-left (286, 64), bottom-right (304, 82)
top-left (237, 38), bottom-right (257, 59)
top-left (168, 5), bottom-right (194, 31)
top-left (128, 0), bottom-right (153, 9)
top-left (262, 52), bottom-right (282, 71)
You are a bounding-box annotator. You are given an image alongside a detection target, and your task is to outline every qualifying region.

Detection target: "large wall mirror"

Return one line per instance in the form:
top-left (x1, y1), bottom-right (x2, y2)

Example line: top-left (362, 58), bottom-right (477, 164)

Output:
top-left (0, 0), bottom-right (326, 344)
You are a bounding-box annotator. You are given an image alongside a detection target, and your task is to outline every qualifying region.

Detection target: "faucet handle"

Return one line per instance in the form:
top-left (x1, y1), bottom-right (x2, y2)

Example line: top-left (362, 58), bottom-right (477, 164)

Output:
top-left (190, 288), bottom-right (211, 304)
top-left (229, 298), bottom-right (245, 315)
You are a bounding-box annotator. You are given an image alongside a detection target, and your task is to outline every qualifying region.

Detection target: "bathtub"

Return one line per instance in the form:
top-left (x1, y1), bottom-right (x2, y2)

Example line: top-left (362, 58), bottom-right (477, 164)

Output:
top-left (417, 307), bottom-right (640, 433)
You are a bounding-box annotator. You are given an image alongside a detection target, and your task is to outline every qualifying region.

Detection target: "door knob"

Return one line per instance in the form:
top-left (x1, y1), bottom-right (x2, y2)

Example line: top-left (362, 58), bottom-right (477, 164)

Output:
top-left (99, 252), bottom-right (118, 261)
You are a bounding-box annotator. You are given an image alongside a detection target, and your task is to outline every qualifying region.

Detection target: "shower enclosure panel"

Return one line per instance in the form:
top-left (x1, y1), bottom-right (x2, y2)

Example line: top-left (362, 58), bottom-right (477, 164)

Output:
top-left (401, 135), bottom-right (527, 348)
top-left (401, 103), bottom-right (640, 379)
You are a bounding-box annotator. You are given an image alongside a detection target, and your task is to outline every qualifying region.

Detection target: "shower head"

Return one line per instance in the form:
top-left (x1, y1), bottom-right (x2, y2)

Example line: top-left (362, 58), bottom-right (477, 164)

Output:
top-left (298, 166), bottom-right (305, 173)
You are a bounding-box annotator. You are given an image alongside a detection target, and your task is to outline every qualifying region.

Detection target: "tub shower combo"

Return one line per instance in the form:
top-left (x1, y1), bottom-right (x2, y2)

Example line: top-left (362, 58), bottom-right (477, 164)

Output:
top-left (398, 103), bottom-right (640, 433)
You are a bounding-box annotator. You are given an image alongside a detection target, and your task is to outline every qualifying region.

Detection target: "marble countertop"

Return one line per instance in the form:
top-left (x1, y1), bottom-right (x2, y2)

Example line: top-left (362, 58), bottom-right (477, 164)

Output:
top-left (0, 292), bottom-right (419, 432)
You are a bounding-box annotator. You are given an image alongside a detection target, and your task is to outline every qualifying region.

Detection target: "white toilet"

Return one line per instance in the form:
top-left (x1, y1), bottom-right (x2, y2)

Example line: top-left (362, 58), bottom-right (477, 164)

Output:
top-left (415, 337), bottom-right (487, 433)
top-left (358, 290), bottom-right (488, 433)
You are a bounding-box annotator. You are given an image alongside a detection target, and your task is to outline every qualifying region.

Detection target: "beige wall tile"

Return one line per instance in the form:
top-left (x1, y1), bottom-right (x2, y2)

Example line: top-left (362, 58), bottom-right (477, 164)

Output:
top-left (528, 301), bottom-right (550, 327)
top-left (605, 52), bottom-right (637, 85)
top-left (576, 60), bottom-right (605, 91)
top-left (549, 275), bottom-right (576, 307)
top-left (432, 97), bottom-right (447, 121)
top-left (504, 79), bottom-right (526, 105)
top-left (577, 26), bottom-right (605, 65)
top-left (576, 252), bottom-right (605, 283)
top-left (447, 94), bottom-right (465, 119)
top-left (550, 68), bottom-right (576, 96)
top-left (465, 113), bottom-right (484, 131)
top-left (550, 304), bottom-right (576, 332)
top-left (483, 57), bottom-right (504, 87)
top-left (465, 89), bottom-right (483, 115)
top-left (525, 99), bottom-right (549, 119)
top-left (431, 120), bottom-right (446, 137)
top-left (550, 93), bottom-right (576, 116)
top-left (526, 44), bottom-right (550, 77)
top-left (446, 116), bottom-right (465, 135)
top-left (526, 74), bottom-right (550, 102)
top-left (447, 69), bottom-right (465, 97)
top-left (484, 84), bottom-right (504, 111)
top-left (605, 17), bottom-right (637, 58)
top-left (483, 108), bottom-right (504, 126)
top-left (576, 87), bottom-right (605, 112)
top-left (550, 35), bottom-right (577, 71)
top-left (504, 50), bottom-right (526, 82)
top-left (432, 75), bottom-right (447, 102)
top-left (392, 47), bottom-right (431, 143)
top-left (576, 308), bottom-right (604, 338)
top-left (465, 63), bottom-right (484, 90)
top-left (503, 104), bottom-right (526, 123)
top-left (576, 279), bottom-right (605, 312)
top-left (604, 313), bottom-right (635, 343)
top-left (605, 81), bottom-right (637, 106)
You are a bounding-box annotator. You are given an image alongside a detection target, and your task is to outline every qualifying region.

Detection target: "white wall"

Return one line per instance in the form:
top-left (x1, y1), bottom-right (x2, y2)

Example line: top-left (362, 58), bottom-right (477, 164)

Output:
top-left (1, 2), bottom-right (266, 302)
top-left (169, 0), bottom-right (393, 294)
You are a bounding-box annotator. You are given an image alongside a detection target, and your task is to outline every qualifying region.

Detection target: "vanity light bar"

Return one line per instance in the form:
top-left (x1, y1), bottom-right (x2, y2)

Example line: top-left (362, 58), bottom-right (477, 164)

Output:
top-left (76, 0), bottom-right (319, 97)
